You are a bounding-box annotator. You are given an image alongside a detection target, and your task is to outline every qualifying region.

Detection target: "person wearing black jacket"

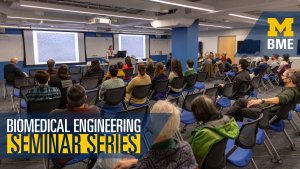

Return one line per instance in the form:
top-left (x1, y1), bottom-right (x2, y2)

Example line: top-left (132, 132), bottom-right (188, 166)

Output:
top-left (4, 57), bottom-right (26, 84)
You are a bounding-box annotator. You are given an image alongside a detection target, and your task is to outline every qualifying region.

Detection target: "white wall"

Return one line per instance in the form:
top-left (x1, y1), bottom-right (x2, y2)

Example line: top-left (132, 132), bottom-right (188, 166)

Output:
top-left (150, 38), bottom-right (171, 55)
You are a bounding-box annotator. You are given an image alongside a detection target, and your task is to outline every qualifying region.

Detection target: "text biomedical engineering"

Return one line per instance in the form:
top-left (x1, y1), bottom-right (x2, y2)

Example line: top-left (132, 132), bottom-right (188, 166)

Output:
top-left (7, 119), bottom-right (142, 133)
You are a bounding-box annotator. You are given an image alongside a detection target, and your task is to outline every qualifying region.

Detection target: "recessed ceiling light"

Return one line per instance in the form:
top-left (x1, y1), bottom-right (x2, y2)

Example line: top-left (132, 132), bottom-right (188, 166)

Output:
top-left (8, 16), bottom-right (89, 24)
top-left (148, 0), bottom-right (214, 12)
top-left (134, 26), bottom-right (171, 30)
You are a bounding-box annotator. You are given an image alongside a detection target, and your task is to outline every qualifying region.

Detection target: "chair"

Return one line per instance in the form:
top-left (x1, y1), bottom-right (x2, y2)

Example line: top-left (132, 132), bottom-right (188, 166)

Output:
top-left (250, 61), bottom-right (256, 68)
top-left (11, 77), bottom-right (35, 112)
top-left (86, 89), bottom-right (99, 105)
top-left (258, 68), bottom-right (269, 90)
top-left (71, 73), bottom-right (83, 84)
top-left (29, 69), bottom-right (44, 77)
top-left (204, 86), bottom-right (218, 104)
top-left (167, 77), bottom-right (185, 98)
top-left (80, 76), bottom-right (99, 91)
top-left (203, 139), bottom-right (227, 169)
top-left (127, 84), bottom-right (151, 108)
top-left (149, 79), bottom-right (169, 101)
top-left (194, 71), bottom-right (207, 91)
top-left (19, 85), bottom-right (38, 113)
top-left (180, 93), bottom-right (202, 133)
top-left (51, 80), bottom-right (73, 109)
top-left (247, 76), bottom-right (261, 99)
top-left (231, 64), bottom-right (238, 72)
top-left (123, 68), bottom-right (134, 81)
top-left (101, 86), bottom-right (126, 117)
top-left (232, 80), bottom-right (251, 99)
top-left (216, 83), bottom-right (234, 110)
top-left (225, 113), bottom-right (263, 169)
top-left (69, 66), bottom-right (82, 74)
top-left (183, 74), bottom-right (198, 94)
top-left (27, 98), bottom-right (61, 119)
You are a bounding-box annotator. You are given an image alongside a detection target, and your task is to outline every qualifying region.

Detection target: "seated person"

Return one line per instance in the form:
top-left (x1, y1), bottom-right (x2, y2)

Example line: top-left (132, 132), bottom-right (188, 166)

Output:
top-left (26, 70), bottom-right (61, 102)
top-left (125, 63), bottom-right (151, 104)
top-left (146, 58), bottom-right (155, 77)
top-left (227, 69), bottom-right (300, 122)
top-left (278, 54), bottom-right (290, 73)
top-left (103, 64), bottom-right (125, 81)
top-left (50, 64), bottom-right (71, 84)
top-left (252, 55), bottom-right (269, 77)
top-left (151, 62), bottom-right (168, 100)
top-left (270, 54), bottom-right (280, 70)
top-left (105, 100), bottom-right (198, 169)
top-left (85, 60), bottom-right (103, 77)
top-left (168, 59), bottom-right (184, 93)
top-left (123, 56), bottom-right (134, 80)
top-left (47, 59), bottom-right (57, 75)
top-left (184, 59), bottom-right (197, 89)
top-left (216, 59), bottom-right (251, 97)
top-left (49, 84), bottom-right (100, 169)
top-left (117, 62), bottom-right (125, 79)
top-left (4, 57), bottom-right (26, 84)
top-left (98, 66), bottom-right (125, 107)
top-left (189, 95), bottom-right (239, 168)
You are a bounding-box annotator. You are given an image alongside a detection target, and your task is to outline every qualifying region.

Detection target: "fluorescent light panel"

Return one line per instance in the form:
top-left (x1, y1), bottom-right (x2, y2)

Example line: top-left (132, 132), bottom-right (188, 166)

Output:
top-left (228, 14), bottom-right (258, 21)
top-left (199, 23), bottom-right (232, 29)
top-left (20, 4), bottom-right (154, 21)
top-left (8, 16), bottom-right (89, 24)
top-left (134, 26), bottom-right (171, 30)
top-left (148, 0), bottom-right (214, 12)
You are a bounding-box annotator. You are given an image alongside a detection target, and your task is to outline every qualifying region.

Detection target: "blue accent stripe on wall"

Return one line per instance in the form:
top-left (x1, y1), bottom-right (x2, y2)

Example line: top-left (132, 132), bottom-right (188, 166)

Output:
top-left (0, 28), bottom-right (22, 35)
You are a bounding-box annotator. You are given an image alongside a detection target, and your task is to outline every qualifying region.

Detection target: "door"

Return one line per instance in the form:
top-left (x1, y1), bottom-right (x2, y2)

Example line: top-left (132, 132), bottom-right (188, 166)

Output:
top-left (218, 36), bottom-right (236, 64)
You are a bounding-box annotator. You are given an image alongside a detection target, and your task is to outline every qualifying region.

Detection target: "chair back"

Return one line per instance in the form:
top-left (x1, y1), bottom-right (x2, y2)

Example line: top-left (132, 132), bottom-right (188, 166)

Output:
top-left (86, 89), bottom-right (99, 105)
top-left (71, 73), bottom-right (83, 84)
top-left (51, 80), bottom-right (73, 109)
top-left (258, 67), bottom-right (267, 77)
top-left (86, 71), bottom-right (104, 83)
top-left (69, 66), bottom-right (82, 74)
top-left (204, 87), bottom-right (218, 103)
top-left (197, 71), bottom-right (207, 82)
top-left (250, 61), bottom-right (256, 68)
top-left (237, 80), bottom-right (251, 96)
top-left (271, 66), bottom-right (279, 74)
top-left (152, 79), bottom-right (169, 93)
top-left (236, 113), bottom-right (263, 149)
top-left (124, 68), bottom-right (134, 77)
top-left (204, 139), bottom-right (228, 169)
top-left (132, 84), bottom-right (151, 99)
top-left (104, 86), bottom-right (126, 106)
top-left (118, 105), bottom-right (149, 128)
top-left (20, 85), bottom-right (37, 100)
top-left (170, 77), bottom-right (185, 90)
top-left (276, 103), bottom-right (297, 120)
top-left (27, 98), bottom-right (61, 113)
top-left (266, 66), bottom-right (272, 74)
top-left (182, 93), bottom-right (201, 112)
top-left (222, 82), bottom-right (234, 98)
top-left (185, 74), bottom-right (198, 86)
top-left (80, 77), bottom-right (99, 90)
top-left (250, 76), bottom-right (261, 89)
top-left (14, 77), bottom-right (35, 89)
top-left (29, 69), bottom-right (44, 77)
top-left (231, 64), bottom-right (238, 72)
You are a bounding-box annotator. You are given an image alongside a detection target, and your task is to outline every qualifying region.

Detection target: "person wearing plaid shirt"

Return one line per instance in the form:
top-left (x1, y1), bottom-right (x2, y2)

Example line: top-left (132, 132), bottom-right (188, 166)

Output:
top-left (27, 70), bottom-right (61, 102)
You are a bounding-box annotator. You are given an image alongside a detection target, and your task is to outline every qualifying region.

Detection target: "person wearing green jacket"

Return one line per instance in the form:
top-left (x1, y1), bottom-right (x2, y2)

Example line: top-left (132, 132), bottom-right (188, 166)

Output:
top-left (189, 95), bottom-right (239, 168)
top-left (184, 59), bottom-right (197, 89)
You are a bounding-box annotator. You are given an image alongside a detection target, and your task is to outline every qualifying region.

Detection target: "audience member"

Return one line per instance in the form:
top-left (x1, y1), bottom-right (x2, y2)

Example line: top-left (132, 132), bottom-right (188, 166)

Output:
top-left (103, 64), bottom-right (125, 81)
top-left (184, 59), bottom-right (197, 89)
top-left (151, 62), bottom-right (168, 100)
top-left (252, 55), bottom-right (269, 77)
top-left (189, 95), bottom-right (239, 168)
top-left (146, 58), bottom-right (155, 77)
top-left (270, 54), bottom-right (280, 70)
top-left (168, 59), bottom-right (184, 93)
top-left (125, 63), bottom-right (151, 104)
top-left (216, 59), bottom-right (251, 97)
top-left (85, 60), bottom-right (103, 77)
top-left (123, 56), bottom-right (133, 80)
top-left (111, 100), bottom-right (198, 169)
top-left (47, 59), bottom-right (57, 75)
top-left (227, 69), bottom-right (300, 122)
top-left (117, 62), bottom-right (125, 79)
top-left (278, 54), bottom-right (290, 72)
top-left (26, 70), bottom-right (61, 102)
top-left (50, 64), bottom-right (71, 83)
top-left (99, 66), bottom-right (125, 101)
top-left (4, 57), bottom-right (26, 84)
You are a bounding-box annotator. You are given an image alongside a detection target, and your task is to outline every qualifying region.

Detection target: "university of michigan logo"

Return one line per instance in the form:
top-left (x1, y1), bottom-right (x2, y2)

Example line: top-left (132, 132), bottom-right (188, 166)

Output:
top-left (267, 18), bottom-right (294, 49)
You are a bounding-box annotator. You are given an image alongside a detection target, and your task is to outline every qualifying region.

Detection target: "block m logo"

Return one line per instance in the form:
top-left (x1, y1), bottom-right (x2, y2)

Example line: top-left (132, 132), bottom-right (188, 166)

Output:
top-left (267, 18), bottom-right (294, 37)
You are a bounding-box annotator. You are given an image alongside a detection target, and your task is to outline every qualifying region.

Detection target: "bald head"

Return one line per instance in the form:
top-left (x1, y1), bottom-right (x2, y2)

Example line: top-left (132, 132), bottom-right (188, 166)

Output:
top-left (10, 57), bottom-right (18, 64)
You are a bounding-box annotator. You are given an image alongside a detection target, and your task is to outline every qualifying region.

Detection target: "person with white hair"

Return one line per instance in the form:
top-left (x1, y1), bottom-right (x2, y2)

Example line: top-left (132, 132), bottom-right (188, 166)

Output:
top-left (113, 100), bottom-right (198, 169)
top-left (92, 100), bottom-right (198, 169)
top-left (4, 57), bottom-right (26, 84)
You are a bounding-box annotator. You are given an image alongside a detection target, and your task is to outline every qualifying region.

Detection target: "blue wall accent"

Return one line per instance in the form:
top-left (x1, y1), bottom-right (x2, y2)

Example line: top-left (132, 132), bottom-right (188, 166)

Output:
top-left (150, 55), bottom-right (168, 64)
top-left (0, 29), bottom-right (22, 34)
top-left (85, 32), bottom-right (113, 37)
top-left (172, 20), bottom-right (199, 71)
